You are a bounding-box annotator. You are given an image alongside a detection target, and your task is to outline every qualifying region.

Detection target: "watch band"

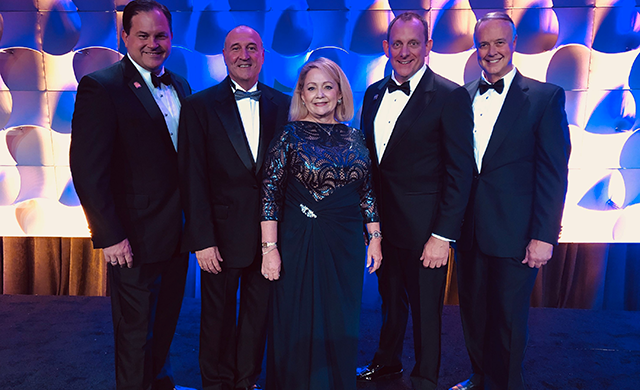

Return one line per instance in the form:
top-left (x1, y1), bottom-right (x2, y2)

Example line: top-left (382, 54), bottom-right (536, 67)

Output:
top-left (368, 230), bottom-right (382, 240)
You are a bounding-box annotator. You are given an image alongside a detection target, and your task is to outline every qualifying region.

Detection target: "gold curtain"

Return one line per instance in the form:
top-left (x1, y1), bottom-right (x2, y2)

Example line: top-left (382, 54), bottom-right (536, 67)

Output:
top-left (1, 237), bottom-right (106, 296)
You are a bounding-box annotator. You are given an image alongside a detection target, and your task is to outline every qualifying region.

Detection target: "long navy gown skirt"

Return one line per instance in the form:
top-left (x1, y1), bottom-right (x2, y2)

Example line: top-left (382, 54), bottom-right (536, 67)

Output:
top-left (266, 179), bottom-right (366, 390)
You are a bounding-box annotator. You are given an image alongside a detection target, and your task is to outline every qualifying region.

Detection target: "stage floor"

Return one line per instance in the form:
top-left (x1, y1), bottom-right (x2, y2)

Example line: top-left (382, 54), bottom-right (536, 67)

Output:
top-left (0, 295), bottom-right (638, 389)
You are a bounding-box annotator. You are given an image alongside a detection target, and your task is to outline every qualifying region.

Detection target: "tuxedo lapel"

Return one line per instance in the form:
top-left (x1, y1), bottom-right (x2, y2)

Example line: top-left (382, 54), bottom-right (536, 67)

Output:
top-left (123, 57), bottom-right (166, 131)
top-left (382, 67), bottom-right (436, 162)
top-left (482, 72), bottom-right (528, 169)
top-left (465, 79), bottom-right (480, 99)
top-left (216, 77), bottom-right (256, 173)
top-left (122, 56), bottom-right (176, 154)
top-left (364, 78), bottom-right (388, 169)
top-left (256, 83), bottom-right (277, 174)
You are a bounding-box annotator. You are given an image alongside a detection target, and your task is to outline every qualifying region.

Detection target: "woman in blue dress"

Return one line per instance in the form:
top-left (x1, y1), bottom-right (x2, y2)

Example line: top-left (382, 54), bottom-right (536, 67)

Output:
top-left (260, 57), bottom-right (383, 390)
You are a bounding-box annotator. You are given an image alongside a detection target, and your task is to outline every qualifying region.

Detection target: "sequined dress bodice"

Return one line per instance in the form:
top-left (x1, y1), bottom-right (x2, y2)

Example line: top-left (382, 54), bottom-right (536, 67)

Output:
top-left (261, 121), bottom-right (378, 223)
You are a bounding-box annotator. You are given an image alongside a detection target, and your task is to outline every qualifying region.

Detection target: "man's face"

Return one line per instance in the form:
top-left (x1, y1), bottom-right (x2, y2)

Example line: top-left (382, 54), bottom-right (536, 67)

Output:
top-left (383, 18), bottom-right (432, 84)
top-left (223, 27), bottom-right (265, 90)
top-left (475, 19), bottom-right (516, 83)
top-left (122, 9), bottom-right (172, 74)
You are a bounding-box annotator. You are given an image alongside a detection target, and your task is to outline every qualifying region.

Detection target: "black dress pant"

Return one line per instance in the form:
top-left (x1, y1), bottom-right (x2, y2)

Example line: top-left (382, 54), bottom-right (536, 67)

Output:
top-left (374, 242), bottom-right (448, 390)
top-left (108, 253), bottom-right (189, 390)
top-left (456, 241), bottom-right (538, 390)
top-left (199, 254), bottom-right (270, 390)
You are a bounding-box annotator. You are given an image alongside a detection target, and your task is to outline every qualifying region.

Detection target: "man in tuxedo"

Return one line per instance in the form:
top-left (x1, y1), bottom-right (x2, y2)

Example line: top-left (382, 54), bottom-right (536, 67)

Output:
top-left (450, 12), bottom-right (571, 390)
top-left (178, 26), bottom-right (290, 390)
top-left (70, 1), bottom-right (192, 389)
top-left (357, 12), bottom-right (475, 390)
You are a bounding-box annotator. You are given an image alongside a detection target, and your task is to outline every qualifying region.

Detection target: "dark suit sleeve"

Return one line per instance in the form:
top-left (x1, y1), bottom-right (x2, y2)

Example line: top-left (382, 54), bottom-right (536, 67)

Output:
top-left (432, 86), bottom-right (475, 240)
top-left (530, 87), bottom-right (571, 245)
top-left (70, 75), bottom-right (126, 248)
top-left (178, 98), bottom-right (217, 252)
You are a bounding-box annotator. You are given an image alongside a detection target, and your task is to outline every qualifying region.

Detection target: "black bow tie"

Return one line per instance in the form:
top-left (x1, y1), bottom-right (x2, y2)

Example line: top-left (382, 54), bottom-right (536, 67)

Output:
top-left (387, 80), bottom-right (410, 96)
top-left (234, 89), bottom-right (262, 101)
top-left (478, 78), bottom-right (504, 95)
top-left (151, 72), bottom-right (172, 88)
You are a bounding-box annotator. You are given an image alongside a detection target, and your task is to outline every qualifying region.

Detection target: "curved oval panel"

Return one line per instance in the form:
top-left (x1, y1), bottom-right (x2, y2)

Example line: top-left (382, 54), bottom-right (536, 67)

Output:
top-left (0, 88), bottom-right (12, 130)
top-left (15, 199), bottom-right (46, 235)
top-left (593, 5), bottom-right (640, 54)
top-left (619, 168), bottom-right (640, 207)
top-left (271, 9), bottom-right (313, 56)
top-left (584, 89), bottom-right (636, 135)
top-left (0, 13), bottom-right (4, 43)
top-left (546, 44), bottom-right (590, 91)
top-left (511, 7), bottom-right (559, 54)
top-left (627, 51), bottom-right (640, 90)
top-left (59, 177), bottom-right (81, 207)
top-left (0, 48), bottom-right (45, 91)
top-left (5, 91), bottom-right (49, 129)
top-left (431, 8), bottom-right (476, 54)
top-left (350, 10), bottom-right (393, 55)
top-left (5, 126), bottom-right (55, 166)
top-left (613, 203), bottom-right (640, 241)
top-left (0, 12), bottom-right (39, 50)
top-left (194, 10), bottom-right (232, 55)
top-left (620, 129), bottom-right (640, 169)
top-left (307, 11), bottom-right (348, 50)
top-left (577, 172), bottom-right (619, 211)
top-left (72, 47), bottom-right (121, 83)
top-left (74, 10), bottom-right (119, 50)
top-left (48, 91), bottom-right (76, 134)
top-left (0, 166), bottom-right (21, 206)
top-left (40, 0), bottom-right (82, 55)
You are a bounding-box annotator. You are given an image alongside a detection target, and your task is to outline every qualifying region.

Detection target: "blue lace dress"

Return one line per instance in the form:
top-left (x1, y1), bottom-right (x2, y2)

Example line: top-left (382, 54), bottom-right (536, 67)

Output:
top-left (261, 121), bottom-right (378, 390)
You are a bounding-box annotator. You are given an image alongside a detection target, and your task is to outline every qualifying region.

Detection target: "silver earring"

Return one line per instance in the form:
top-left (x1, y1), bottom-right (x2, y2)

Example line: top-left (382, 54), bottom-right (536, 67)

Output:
top-left (338, 98), bottom-right (342, 105)
top-left (302, 101), bottom-right (306, 106)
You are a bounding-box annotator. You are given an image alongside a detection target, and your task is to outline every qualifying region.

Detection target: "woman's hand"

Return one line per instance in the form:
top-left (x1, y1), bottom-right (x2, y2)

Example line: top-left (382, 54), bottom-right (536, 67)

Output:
top-left (261, 248), bottom-right (282, 281)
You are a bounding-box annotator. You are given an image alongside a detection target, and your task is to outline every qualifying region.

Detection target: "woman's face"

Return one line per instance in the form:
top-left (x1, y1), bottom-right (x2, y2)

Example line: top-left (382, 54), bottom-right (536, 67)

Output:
top-left (300, 68), bottom-right (342, 124)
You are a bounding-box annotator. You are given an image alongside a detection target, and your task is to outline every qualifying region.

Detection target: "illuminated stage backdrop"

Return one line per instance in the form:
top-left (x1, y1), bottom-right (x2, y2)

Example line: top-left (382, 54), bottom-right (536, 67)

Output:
top-left (0, 0), bottom-right (639, 242)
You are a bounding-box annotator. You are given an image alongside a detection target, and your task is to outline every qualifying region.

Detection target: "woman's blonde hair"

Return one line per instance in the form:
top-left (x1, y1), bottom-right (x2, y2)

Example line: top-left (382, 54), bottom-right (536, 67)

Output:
top-left (289, 57), bottom-right (354, 122)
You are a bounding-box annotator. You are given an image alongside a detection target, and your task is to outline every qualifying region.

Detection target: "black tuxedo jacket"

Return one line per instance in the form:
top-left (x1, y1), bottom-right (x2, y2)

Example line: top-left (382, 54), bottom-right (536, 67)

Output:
top-left (460, 71), bottom-right (571, 258)
top-left (70, 56), bottom-right (192, 264)
top-left (178, 76), bottom-right (290, 268)
top-left (361, 67), bottom-right (475, 250)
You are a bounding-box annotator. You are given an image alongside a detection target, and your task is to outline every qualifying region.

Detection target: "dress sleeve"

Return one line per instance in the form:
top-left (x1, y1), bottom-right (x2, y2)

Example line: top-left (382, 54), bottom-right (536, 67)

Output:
top-left (354, 128), bottom-right (379, 223)
top-left (261, 123), bottom-right (292, 221)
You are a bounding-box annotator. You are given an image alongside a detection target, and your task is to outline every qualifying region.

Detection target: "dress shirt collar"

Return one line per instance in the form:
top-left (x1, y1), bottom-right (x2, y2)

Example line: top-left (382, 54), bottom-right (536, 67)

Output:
top-left (128, 53), bottom-right (167, 90)
top-left (230, 78), bottom-right (258, 93)
top-left (391, 64), bottom-right (427, 97)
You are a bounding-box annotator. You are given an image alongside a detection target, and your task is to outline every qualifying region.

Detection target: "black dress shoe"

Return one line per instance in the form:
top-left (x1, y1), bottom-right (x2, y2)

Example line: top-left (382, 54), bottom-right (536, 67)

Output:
top-left (449, 378), bottom-right (483, 390)
top-left (356, 362), bottom-right (403, 381)
top-left (234, 384), bottom-right (261, 390)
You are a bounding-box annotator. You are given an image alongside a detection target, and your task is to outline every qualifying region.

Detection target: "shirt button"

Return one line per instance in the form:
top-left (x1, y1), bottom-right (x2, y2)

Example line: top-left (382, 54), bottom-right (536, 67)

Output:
top-left (160, 94), bottom-right (164, 97)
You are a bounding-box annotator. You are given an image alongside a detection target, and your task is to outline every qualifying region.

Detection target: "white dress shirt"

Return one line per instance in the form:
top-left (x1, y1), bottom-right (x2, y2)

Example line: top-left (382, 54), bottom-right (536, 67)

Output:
top-left (374, 64), bottom-right (427, 162)
top-left (472, 66), bottom-right (517, 172)
top-left (128, 54), bottom-right (181, 151)
top-left (231, 79), bottom-right (261, 162)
